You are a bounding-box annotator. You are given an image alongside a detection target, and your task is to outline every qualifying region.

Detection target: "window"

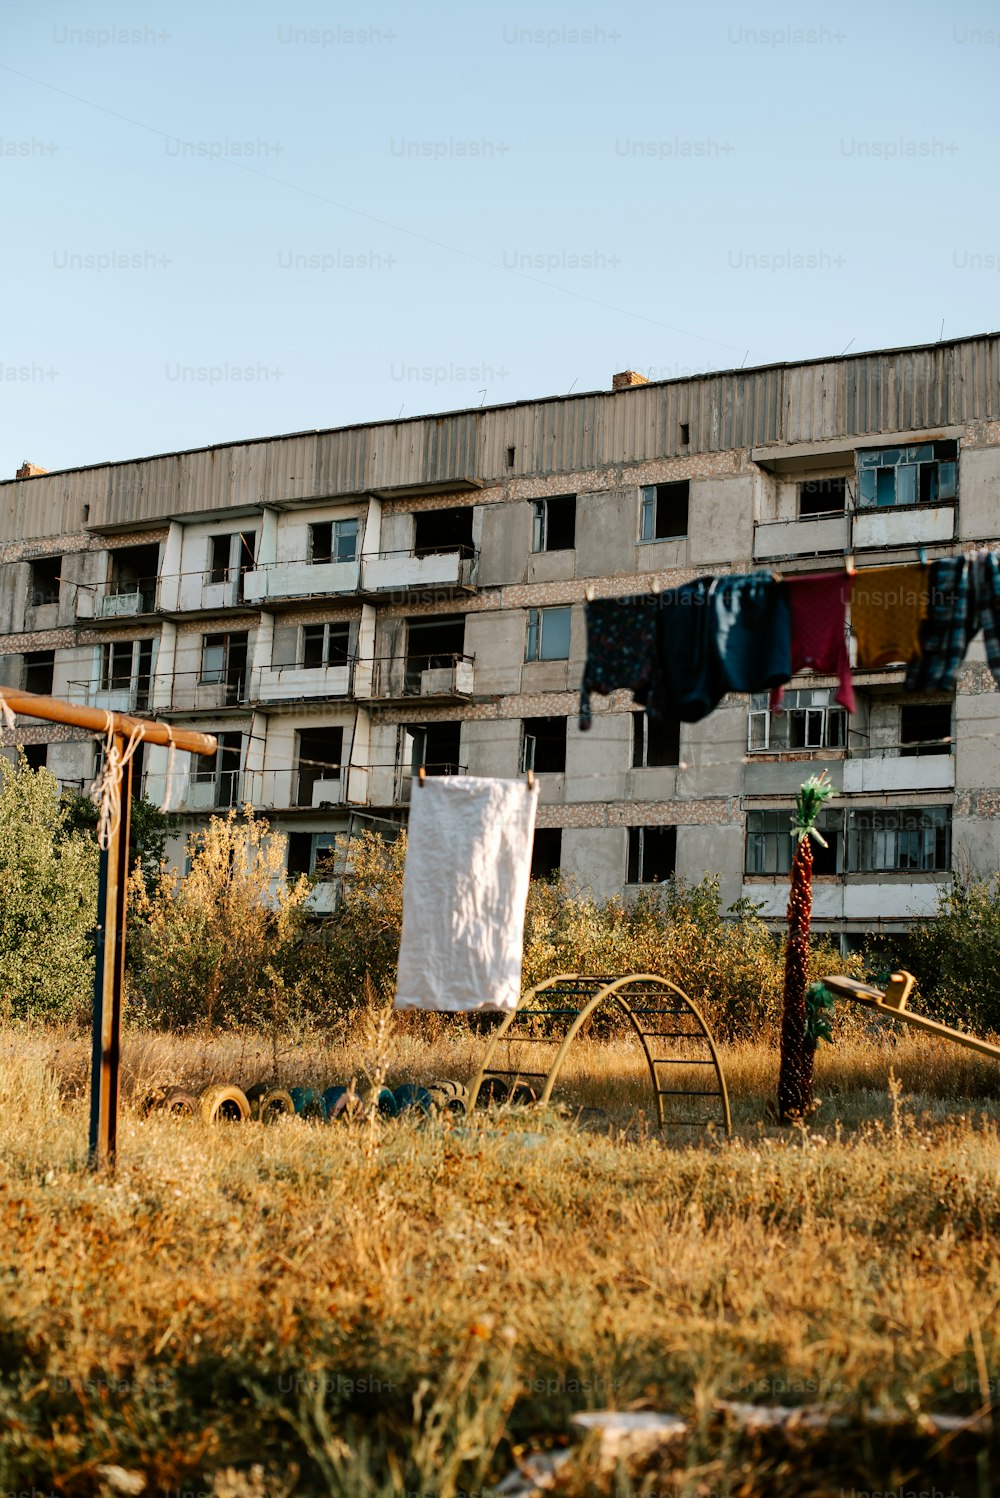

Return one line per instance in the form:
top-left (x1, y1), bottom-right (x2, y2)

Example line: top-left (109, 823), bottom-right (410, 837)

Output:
top-left (531, 828), bottom-right (562, 879)
top-left (900, 703), bottom-right (952, 757)
top-left (200, 632), bottom-right (248, 702)
top-left (29, 556), bottom-right (61, 607)
top-left (632, 710), bottom-right (680, 767)
top-left (680, 422), bottom-right (690, 446)
top-left (847, 806), bottom-right (951, 872)
top-left (193, 731), bottom-right (243, 808)
top-left (287, 831), bottom-right (337, 878)
top-left (525, 606), bottom-right (571, 662)
top-left (857, 441), bottom-right (958, 509)
top-left (23, 650), bottom-right (54, 695)
top-left (639, 481), bottom-right (689, 541)
top-left (99, 639), bottom-right (153, 708)
top-left (414, 507), bottom-right (474, 557)
top-left (295, 726), bottom-right (344, 807)
top-left (405, 616), bottom-right (467, 690)
top-left (798, 477), bottom-right (847, 517)
top-left (302, 622), bottom-right (351, 668)
top-left (748, 690), bottom-right (847, 753)
top-left (22, 743), bottom-right (47, 771)
top-left (402, 721), bottom-right (462, 778)
top-left (208, 535), bottom-right (232, 585)
top-left (522, 717), bottom-right (567, 773)
top-left (745, 808), bottom-right (842, 876)
top-left (310, 519), bottom-right (358, 565)
top-left (109, 543), bottom-right (159, 611)
top-left (531, 494), bottom-right (576, 552)
top-left (627, 825), bottom-right (677, 884)
top-left (506, 446), bottom-right (516, 468)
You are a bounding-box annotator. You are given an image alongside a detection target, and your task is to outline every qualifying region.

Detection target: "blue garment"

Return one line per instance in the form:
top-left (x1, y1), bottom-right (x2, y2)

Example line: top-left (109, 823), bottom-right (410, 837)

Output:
top-left (655, 572), bottom-right (791, 722)
top-left (905, 553), bottom-right (1000, 693)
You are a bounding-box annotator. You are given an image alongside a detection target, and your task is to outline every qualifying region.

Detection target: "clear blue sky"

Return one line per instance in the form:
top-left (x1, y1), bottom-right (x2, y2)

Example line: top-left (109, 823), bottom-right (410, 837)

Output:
top-left (3, 0), bottom-right (998, 477)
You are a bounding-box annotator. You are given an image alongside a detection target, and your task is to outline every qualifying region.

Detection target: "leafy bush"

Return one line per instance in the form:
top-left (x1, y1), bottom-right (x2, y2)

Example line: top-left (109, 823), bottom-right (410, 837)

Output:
top-left (0, 754), bottom-right (98, 1022)
top-left (904, 871), bottom-right (1000, 1035)
top-left (128, 808), bottom-right (313, 1030)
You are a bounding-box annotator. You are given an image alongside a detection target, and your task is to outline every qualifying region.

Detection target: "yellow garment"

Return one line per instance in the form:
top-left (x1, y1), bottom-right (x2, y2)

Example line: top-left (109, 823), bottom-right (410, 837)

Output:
top-left (852, 563), bottom-right (928, 668)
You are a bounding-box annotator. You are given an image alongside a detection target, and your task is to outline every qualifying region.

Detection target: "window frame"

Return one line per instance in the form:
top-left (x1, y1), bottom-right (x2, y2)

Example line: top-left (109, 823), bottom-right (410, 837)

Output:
top-left (525, 605), bottom-right (572, 662)
top-left (626, 824), bottom-right (677, 884)
top-left (531, 494), bottom-right (576, 553)
top-left (301, 621), bottom-right (352, 669)
top-left (639, 481), bottom-right (689, 543)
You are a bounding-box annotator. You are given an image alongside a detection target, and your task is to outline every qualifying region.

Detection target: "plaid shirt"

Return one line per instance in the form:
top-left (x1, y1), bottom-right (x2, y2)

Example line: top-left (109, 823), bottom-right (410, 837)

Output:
top-left (905, 557), bottom-right (971, 692)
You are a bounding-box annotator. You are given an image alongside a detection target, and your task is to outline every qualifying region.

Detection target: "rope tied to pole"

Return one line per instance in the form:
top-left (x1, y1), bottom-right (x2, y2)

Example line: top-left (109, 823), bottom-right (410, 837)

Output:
top-left (89, 716), bottom-right (145, 850)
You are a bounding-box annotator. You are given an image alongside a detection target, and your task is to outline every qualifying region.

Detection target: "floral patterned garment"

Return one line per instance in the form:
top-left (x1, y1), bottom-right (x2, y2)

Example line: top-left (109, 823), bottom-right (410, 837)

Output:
top-left (579, 595), bottom-right (659, 730)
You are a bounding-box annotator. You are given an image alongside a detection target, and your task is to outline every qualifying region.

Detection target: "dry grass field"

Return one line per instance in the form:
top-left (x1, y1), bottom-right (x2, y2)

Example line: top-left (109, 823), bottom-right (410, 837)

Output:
top-left (2, 1019), bottom-right (999, 1497)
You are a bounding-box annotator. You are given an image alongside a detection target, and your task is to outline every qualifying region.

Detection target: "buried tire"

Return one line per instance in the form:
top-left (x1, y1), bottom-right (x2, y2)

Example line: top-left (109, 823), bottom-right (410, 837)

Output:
top-left (162, 1087), bottom-right (200, 1118)
top-left (253, 1087), bottom-right (295, 1122)
top-left (138, 1085), bottom-right (172, 1118)
top-left (200, 1084), bottom-right (251, 1124)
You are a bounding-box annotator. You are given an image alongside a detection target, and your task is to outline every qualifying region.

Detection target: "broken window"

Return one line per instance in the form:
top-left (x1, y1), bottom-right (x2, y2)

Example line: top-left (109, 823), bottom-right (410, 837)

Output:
top-left (632, 710), bottom-right (681, 767)
top-left (405, 615), bottom-right (467, 689)
top-left (900, 702), bottom-right (952, 757)
top-left (402, 721), bottom-right (462, 779)
top-left (531, 494), bottom-right (576, 552)
top-left (413, 507), bottom-right (475, 558)
top-left (23, 650), bottom-right (54, 695)
top-left (29, 556), bottom-right (61, 607)
top-left (22, 743), bottom-right (48, 772)
top-left (747, 690), bottom-right (847, 753)
top-left (310, 518), bottom-right (357, 564)
top-left (193, 730), bottom-right (243, 807)
top-left (109, 543), bottom-right (160, 612)
top-left (745, 808), bottom-right (842, 876)
top-left (296, 725), bottom-right (344, 807)
top-left (847, 806), bottom-right (951, 872)
top-left (208, 535), bottom-right (232, 585)
top-left (639, 481), bottom-right (689, 541)
top-left (200, 632), bottom-right (248, 703)
top-left (522, 716), bottom-right (567, 774)
top-left (627, 825), bottom-right (677, 884)
top-left (857, 441), bottom-right (958, 509)
top-left (525, 606), bottom-right (571, 662)
top-left (530, 827), bottom-right (563, 879)
top-left (798, 476), bottom-right (847, 517)
top-left (302, 622), bottom-right (351, 668)
top-left (98, 639), bottom-right (153, 708)
top-left (287, 831), bottom-right (337, 877)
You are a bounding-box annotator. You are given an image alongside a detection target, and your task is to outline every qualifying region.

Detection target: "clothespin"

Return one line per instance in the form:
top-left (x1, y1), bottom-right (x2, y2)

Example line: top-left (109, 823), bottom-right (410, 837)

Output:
top-left (771, 568), bottom-right (783, 583)
top-left (418, 766), bottom-right (426, 787)
top-left (585, 584), bottom-right (595, 603)
top-left (526, 769), bottom-right (534, 790)
top-left (651, 578), bottom-right (662, 595)
top-left (845, 552), bottom-right (855, 576)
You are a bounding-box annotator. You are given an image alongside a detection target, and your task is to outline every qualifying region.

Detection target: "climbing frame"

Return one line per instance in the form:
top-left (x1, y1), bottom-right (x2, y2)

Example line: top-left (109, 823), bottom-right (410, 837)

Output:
top-left (466, 973), bottom-right (732, 1135)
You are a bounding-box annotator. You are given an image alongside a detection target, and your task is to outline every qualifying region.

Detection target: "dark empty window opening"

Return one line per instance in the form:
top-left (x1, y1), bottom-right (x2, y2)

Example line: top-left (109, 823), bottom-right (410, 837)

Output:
top-left (23, 650), bottom-right (54, 695)
top-left (531, 827), bottom-right (562, 879)
top-left (506, 446), bottom-right (516, 468)
top-left (201, 632), bottom-right (248, 702)
top-left (286, 831), bottom-right (313, 876)
top-left (310, 522), bottom-right (333, 563)
top-left (901, 702), bottom-right (952, 756)
top-left (680, 422), bottom-right (690, 446)
top-left (296, 726), bottom-right (344, 807)
top-left (799, 476), bottom-right (847, 517)
top-left (627, 825), bottom-right (677, 884)
top-left (640, 481), bottom-right (689, 541)
top-left (29, 556), bottom-right (61, 608)
top-left (302, 622), bottom-right (351, 668)
top-left (110, 543), bottom-right (159, 611)
top-left (405, 720), bottom-right (462, 778)
top-left (405, 615), bottom-right (466, 687)
top-left (522, 716), bottom-right (568, 774)
top-left (531, 494), bottom-right (576, 552)
top-left (208, 534), bottom-right (232, 584)
top-left (413, 507), bottom-right (475, 558)
top-left (632, 710), bottom-right (681, 768)
top-left (22, 743), bottom-right (48, 771)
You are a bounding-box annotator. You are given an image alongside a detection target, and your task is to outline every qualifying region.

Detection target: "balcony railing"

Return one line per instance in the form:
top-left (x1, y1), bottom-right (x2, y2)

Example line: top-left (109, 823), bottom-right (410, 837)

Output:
top-left (361, 544), bottom-right (478, 596)
top-left (66, 677), bottom-right (154, 714)
top-left (142, 765), bottom-right (349, 813)
top-left (248, 658), bottom-right (355, 704)
top-left (156, 670), bottom-right (250, 713)
top-left (398, 760), bottom-right (467, 803)
top-left (370, 653), bottom-right (475, 700)
top-left (76, 579), bottom-right (159, 620)
top-left (241, 557), bottom-right (361, 604)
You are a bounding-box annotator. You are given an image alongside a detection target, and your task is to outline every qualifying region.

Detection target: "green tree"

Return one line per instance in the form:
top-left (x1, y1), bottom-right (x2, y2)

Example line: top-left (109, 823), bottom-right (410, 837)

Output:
top-left (0, 754), bottom-right (99, 1022)
top-left (128, 807), bottom-right (312, 1030)
top-left (61, 790), bottom-right (175, 892)
top-left (905, 870), bottom-right (1000, 1035)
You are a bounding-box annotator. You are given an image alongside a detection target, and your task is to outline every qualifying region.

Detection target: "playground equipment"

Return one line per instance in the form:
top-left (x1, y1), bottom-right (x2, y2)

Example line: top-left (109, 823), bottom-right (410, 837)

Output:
top-left (823, 970), bottom-right (1000, 1061)
top-left (465, 973), bottom-right (732, 1135)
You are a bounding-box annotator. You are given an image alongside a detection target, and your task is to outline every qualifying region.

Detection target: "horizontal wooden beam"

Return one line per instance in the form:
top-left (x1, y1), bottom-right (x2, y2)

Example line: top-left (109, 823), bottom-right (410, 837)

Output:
top-left (0, 688), bottom-right (217, 757)
top-left (823, 973), bottom-right (1000, 1063)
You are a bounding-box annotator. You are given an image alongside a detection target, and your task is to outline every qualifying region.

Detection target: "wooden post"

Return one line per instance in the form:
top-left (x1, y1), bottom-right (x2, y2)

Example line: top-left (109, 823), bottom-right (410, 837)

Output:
top-left (89, 741), bottom-right (134, 1170)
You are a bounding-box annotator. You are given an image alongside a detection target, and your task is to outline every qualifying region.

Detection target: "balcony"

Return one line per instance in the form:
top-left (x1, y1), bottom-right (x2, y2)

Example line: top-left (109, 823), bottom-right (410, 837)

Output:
top-left (852, 503), bottom-right (955, 551)
top-left (78, 580), bottom-right (158, 621)
top-left (249, 660), bottom-right (355, 705)
top-left (158, 670), bottom-right (250, 714)
top-left (243, 768), bottom-right (347, 810)
top-left (370, 653), bottom-right (475, 702)
top-left (746, 741), bottom-right (954, 796)
top-left (361, 545), bottom-right (478, 597)
top-left (241, 558), bottom-right (361, 604)
top-left (753, 513), bottom-right (850, 561)
top-left (66, 678), bottom-right (153, 715)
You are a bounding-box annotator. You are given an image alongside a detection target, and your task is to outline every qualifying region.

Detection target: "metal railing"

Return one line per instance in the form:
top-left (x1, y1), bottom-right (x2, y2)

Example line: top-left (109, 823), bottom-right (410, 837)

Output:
top-left (371, 652), bottom-right (475, 699)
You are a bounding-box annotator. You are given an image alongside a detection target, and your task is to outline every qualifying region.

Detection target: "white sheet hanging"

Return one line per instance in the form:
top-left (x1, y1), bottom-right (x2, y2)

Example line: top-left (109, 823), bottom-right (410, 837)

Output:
top-left (395, 775), bottom-right (539, 1013)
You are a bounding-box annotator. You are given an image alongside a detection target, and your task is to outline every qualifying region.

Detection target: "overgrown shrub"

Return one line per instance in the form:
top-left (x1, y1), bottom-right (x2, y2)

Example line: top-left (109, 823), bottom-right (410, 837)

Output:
top-left (0, 754), bottom-right (98, 1022)
top-left (904, 871), bottom-right (1000, 1035)
top-left (128, 808), bottom-right (313, 1030)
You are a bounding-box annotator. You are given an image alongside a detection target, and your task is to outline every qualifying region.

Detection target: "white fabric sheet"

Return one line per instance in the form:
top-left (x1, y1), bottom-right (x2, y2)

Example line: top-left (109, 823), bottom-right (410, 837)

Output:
top-left (395, 775), bottom-right (539, 1012)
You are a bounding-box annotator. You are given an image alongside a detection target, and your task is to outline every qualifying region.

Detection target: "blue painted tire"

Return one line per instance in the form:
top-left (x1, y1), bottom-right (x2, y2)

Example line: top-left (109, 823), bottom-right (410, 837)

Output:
top-left (393, 1083), bottom-right (433, 1115)
top-left (364, 1085), bottom-right (400, 1117)
top-left (289, 1086), bottom-right (327, 1120)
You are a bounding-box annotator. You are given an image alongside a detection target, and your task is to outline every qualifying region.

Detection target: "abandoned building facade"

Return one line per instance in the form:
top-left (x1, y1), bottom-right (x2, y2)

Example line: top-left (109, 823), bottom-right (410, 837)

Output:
top-left (2, 331), bottom-right (999, 945)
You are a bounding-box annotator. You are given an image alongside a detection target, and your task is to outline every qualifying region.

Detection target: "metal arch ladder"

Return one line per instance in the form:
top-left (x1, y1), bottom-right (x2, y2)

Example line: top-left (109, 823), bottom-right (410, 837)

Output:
top-left (465, 973), bottom-right (732, 1136)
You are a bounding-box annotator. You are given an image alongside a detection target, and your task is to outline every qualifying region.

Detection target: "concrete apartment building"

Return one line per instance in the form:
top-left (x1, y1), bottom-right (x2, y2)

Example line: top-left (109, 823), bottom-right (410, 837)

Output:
top-left (2, 331), bottom-right (999, 945)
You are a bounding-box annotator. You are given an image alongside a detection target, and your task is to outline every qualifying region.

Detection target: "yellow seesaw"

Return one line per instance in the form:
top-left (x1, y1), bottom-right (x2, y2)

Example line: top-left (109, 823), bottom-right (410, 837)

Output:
top-left (822, 970), bottom-right (1000, 1062)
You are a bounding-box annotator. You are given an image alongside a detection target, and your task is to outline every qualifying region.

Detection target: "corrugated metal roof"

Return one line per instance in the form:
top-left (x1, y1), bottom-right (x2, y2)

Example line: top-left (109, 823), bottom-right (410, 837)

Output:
top-left (3, 332), bottom-right (999, 542)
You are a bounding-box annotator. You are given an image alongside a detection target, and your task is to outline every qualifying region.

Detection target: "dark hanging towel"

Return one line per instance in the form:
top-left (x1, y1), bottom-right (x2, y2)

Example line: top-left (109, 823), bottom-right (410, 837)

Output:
top-left (579, 593), bottom-right (659, 730)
